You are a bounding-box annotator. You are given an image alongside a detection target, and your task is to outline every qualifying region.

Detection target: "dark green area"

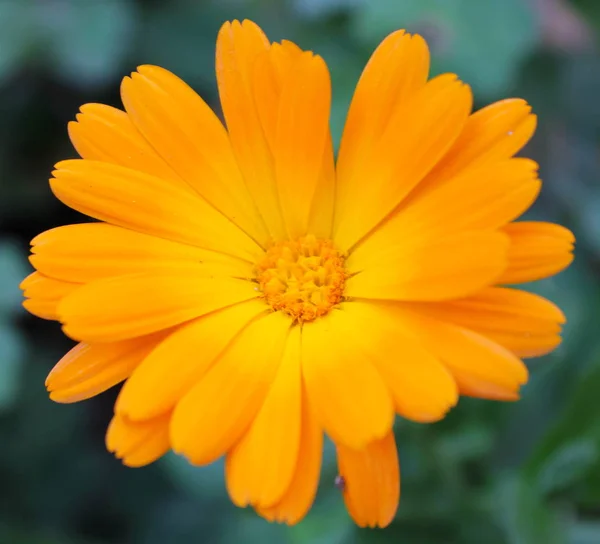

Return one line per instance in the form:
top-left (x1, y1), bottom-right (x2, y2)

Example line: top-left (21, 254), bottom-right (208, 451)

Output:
top-left (1, 0), bottom-right (599, 542)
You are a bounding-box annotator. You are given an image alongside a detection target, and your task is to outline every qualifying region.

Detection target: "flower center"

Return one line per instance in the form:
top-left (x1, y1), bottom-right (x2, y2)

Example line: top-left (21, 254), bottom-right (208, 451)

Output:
top-left (256, 235), bottom-right (347, 323)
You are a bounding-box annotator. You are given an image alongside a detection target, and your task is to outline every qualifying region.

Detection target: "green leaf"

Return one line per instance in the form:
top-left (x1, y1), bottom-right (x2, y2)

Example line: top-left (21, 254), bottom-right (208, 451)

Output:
top-left (351, 0), bottom-right (541, 98)
top-left (523, 360), bottom-right (600, 486)
top-left (570, 0), bottom-right (600, 34)
top-left (495, 476), bottom-right (566, 544)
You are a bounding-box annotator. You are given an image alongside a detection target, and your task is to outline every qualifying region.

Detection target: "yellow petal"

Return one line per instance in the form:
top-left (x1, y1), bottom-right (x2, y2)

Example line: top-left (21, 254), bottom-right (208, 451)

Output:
top-left (252, 42), bottom-right (336, 239)
top-left (106, 412), bottom-right (171, 467)
top-left (21, 272), bottom-right (81, 320)
top-left (171, 311), bottom-right (290, 465)
top-left (216, 20), bottom-right (286, 240)
top-left (256, 384), bottom-right (322, 525)
top-left (306, 134), bottom-right (336, 239)
top-left (346, 231), bottom-right (509, 301)
top-left (252, 41), bottom-right (303, 152)
top-left (47, 335), bottom-right (164, 403)
top-left (405, 287), bottom-right (565, 358)
top-left (57, 271), bottom-right (259, 342)
top-left (334, 74), bottom-right (472, 252)
top-left (499, 221), bottom-right (575, 284)
top-left (382, 305), bottom-right (529, 400)
top-left (351, 159), bottom-right (539, 263)
top-left (338, 301), bottom-right (458, 422)
top-left (116, 300), bottom-right (267, 420)
top-left (273, 52), bottom-right (331, 238)
top-left (120, 65), bottom-right (268, 246)
top-left (337, 431), bottom-right (400, 528)
top-left (30, 223), bottom-right (253, 283)
top-left (428, 98), bottom-right (537, 183)
top-left (301, 310), bottom-right (394, 449)
top-left (226, 325), bottom-right (302, 508)
top-left (50, 160), bottom-right (262, 261)
top-left (68, 103), bottom-right (184, 187)
top-left (337, 31), bottom-right (429, 211)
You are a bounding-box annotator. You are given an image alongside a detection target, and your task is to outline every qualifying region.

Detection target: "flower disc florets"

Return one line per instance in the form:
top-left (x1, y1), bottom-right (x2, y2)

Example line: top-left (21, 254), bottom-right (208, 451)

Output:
top-left (256, 235), bottom-right (347, 322)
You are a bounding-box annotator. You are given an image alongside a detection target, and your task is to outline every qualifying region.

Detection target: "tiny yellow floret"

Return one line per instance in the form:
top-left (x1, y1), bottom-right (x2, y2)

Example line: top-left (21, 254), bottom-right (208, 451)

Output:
top-left (256, 234), bottom-right (347, 322)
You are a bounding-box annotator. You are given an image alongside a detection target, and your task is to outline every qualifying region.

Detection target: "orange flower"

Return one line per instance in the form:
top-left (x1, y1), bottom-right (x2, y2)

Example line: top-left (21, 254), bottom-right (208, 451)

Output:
top-left (21, 20), bottom-right (574, 527)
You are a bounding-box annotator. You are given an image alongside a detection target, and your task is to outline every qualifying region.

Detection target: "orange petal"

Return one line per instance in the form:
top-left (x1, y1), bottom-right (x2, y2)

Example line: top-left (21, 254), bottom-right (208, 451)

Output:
top-left (306, 134), bottom-right (336, 239)
top-left (337, 31), bottom-right (429, 213)
top-left (346, 231), bottom-right (509, 301)
top-left (116, 300), bottom-right (267, 420)
top-left (499, 221), bottom-right (575, 284)
top-left (274, 52), bottom-right (331, 239)
top-left (337, 301), bottom-right (458, 422)
top-left (50, 160), bottom-right (262, 262)
top-left (334, 74), bottom-right (472, 252)
top-left (106, 412), bottom-right (171, 467)
top-left (68, 103), bottom-right (184, 187)
top-left (405, 287), bottom-right (565, 358)
top-left (216, 20), bottom-right (286, 240)
top-left (352, 159), bottom-right (540, 263)
top-left (301, 311), bottom-right (394, 450)
top-left (170, 311), bottom-right (290, 466)
top-left (337, 431), bottom-right (400, 528)
top-left (256, 385), bottom-right (323, 525)
top-left (428, 98), bottom-right (537, 183)
top-left (120, 65), bottom-right (268, 246)
top-left (57, 271), bottom-right (259, 342)
top-left (30, 223), bottom-right (253, 284)
top-left (226, 325), bottom-right (302, 508)
top-left (252, 41), bottom-right (303, 152)
top-left (252, 42), bottom-right (336, 239)
top-left (383, 305), bottom-right (529, 400)
top-left (46, 334), bottom-right (164, 403)
top-left (21, 272), bottom-right (81, 320)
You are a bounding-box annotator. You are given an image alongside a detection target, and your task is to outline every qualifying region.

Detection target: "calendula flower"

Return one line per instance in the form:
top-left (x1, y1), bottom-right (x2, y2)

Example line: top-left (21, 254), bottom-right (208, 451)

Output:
top-left (21, 20), bottom-right (574, 527)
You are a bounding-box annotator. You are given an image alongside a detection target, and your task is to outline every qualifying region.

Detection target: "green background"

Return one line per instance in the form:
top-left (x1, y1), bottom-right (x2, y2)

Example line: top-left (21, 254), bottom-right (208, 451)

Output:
top-left (1, 0), bottom-right (599, 542)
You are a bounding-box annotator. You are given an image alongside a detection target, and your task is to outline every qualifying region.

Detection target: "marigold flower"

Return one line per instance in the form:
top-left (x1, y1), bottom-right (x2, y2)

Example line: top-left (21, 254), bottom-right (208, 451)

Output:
top-left (21, 19), bottom-right (574, 527)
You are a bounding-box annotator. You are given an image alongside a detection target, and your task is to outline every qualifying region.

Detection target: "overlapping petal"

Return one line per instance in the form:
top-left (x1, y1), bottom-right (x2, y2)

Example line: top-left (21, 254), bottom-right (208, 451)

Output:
top-left (336, 431), bottom-right (400, 528)
top-left (301, 310), bottom-right (395, 450)
top-left (377, 303), bottom-right (529, 400)
top-left (50, 160), bottom-right (262, 261)
top-left (405, 287), bottom-right (565, 358)
top-left (106, 412), bottom-right (171, 467)
top-left (226, 325), bottom-right (302, 509)
top-left (121, 65), bottom-right (269, 246)
top-left (21, 271), bottom-right (81, 320)
top-left (346, 231), bottom-right (510, 301)
top-left (273, 53), bottom-right (331, 239)
top-left (57, 271), bottom-right (258, 342)
top-left (216, 20), bottom-right (285, 240)
top-left (337, 301), bottom-right (458, 422)
top-left (500, 221), bottom-right (575, 284)
top-left (30, 223), bottom-right (254, 284)
top-left (46, 334), bottom-right (165, 403)
top-left (334, 73), bottom-right (473, 252)
top-left (171, 311), bottom-right (290, 465)
top-left (68, 103), bottom-right (184, 187)
top-left (116, 300), bottom-right (267, 420)
top-left (256, 385), bottom-right (322, 525)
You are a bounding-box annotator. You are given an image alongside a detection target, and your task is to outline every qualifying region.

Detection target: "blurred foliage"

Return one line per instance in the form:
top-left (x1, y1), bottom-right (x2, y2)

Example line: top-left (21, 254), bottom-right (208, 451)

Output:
top-left (1, 0), bottom-right (600, 542)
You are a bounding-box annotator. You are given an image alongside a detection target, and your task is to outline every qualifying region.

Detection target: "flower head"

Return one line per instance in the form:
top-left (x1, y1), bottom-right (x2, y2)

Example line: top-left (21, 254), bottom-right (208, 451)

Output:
top-left (22, 20), bottom-right (574, 527)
